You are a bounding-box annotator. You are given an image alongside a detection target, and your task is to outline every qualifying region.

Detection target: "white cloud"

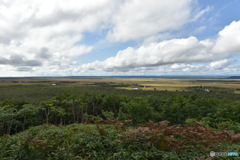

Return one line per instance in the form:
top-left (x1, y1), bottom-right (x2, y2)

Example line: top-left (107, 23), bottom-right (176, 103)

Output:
top-left (212, 21), bottom-right (240, 54)
top-left (80, 21), bottom-right (240, 73)
top-left (209, 59), bottom-right (231, 70)
top-left (107, 0), bottom-right (194, 42)
top-left (0, 0), bottom-right (237, 76)
top-left (0, 0), bottom-right (117, 75)
top-left (191, 6), bottom-right (212, 22)
top-left (2, 0), bottom-right (199, 75)
top-left (169, 60), bottom-right (232, 73)
top-left (80, 36), bottom-right (211, 72)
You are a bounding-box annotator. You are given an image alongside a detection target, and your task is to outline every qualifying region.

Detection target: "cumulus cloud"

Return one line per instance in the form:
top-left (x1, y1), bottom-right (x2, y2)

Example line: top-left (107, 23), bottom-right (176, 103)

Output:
top-left (0, 0), bottom-right (231, 76)
top-left (80, 21), bottom-right (240, 72)
top-left (107, 0), bottom-right (195, 42)
top-left (17, 66), bottom-right (34, 72)
top-left (169, 60), bottom-right (232, 73)
top-left (0, 55), bottom-right (42, 66)
top-left (0, 0), bottom-right (117, 75)
top-left (212, 21), bottom-right (240, 54)
top-left (81, 37), bottom-right (210, 71)
top-left (169, 64), bottom-right (203, 72)
top-left (209, 59), bottom-right (231, 70)
top-left (36, 48), bottom-right (51, 59)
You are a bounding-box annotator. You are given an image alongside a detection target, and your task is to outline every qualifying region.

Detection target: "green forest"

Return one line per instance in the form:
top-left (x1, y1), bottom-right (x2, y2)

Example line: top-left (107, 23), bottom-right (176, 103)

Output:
top-left (0, 79), bottom-right (240, 159)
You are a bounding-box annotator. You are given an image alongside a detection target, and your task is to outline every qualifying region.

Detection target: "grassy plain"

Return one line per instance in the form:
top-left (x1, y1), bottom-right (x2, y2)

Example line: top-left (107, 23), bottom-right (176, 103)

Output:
top-left (0, 77), bottom-right (240, 101)
top-left (1, 77), bottom-right (240, 87)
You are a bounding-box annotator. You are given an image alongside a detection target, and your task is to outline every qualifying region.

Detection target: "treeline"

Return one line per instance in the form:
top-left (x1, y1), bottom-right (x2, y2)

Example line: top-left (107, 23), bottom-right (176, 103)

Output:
top-left (1, 93), bottom-right (240, 136)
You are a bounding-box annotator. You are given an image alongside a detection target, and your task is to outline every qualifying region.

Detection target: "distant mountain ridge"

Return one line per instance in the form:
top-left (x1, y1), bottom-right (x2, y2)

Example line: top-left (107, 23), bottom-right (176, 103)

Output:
top-left (0, 75), bottom-right (238, 79)
top-left (227, 76), bottom-right (240, 79)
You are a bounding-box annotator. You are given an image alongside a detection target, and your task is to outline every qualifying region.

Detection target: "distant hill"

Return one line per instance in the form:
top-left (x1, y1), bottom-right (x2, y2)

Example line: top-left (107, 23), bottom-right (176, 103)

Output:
top-left (227, 76), bottom-right (240, 79)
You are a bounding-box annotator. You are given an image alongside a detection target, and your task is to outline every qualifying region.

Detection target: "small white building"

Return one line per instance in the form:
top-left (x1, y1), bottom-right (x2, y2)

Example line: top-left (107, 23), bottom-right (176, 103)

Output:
top-left (132, 87), bottom-right (139, 90)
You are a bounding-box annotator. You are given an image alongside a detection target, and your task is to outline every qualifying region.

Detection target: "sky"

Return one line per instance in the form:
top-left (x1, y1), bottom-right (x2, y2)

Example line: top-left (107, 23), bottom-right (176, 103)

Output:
top-left (0, 0), bottom-right (240, 77)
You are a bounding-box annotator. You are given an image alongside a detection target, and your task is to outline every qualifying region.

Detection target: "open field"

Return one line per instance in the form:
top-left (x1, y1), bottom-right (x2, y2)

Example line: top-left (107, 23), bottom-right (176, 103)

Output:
top-left (1, 77), bottom-right (240, 86)
top-left (1, 77), bottom-right (239, 91)
top-left (0, 77), bottom-right (240, 102)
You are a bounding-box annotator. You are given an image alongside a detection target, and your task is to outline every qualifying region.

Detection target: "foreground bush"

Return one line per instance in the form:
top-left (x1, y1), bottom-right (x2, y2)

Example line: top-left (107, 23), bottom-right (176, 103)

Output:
top-left (1, 121), bottom-right (239, 160)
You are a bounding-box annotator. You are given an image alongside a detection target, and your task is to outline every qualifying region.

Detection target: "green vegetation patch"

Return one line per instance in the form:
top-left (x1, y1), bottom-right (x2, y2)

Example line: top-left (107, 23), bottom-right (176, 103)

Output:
top-left (1, 122), bottom-right (240, 160)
